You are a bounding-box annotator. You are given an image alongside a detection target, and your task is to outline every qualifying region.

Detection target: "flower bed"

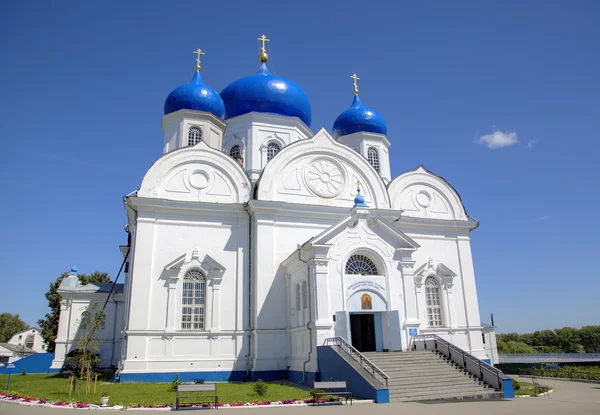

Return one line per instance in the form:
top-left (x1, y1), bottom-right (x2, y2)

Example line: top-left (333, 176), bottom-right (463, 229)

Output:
top-left (1, 391), bottom-right (342, 410)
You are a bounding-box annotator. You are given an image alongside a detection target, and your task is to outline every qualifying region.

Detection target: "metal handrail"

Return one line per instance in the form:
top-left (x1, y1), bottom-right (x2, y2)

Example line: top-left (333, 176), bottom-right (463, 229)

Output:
top-left (412, 334), bottom-right (510, 383)
top-left (323, 337), bottom-right (390, 387)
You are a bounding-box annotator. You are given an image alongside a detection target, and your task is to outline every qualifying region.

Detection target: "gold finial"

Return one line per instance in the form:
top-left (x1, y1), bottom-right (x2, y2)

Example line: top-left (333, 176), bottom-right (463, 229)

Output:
top-left (193, 48), bottom-right (205, 71)
top-left (351, 73), bottom-right (360, 95)
top-left (357, 180), bottom-right (361, 189)
top-left (257, 34), bottom-right (270, 63)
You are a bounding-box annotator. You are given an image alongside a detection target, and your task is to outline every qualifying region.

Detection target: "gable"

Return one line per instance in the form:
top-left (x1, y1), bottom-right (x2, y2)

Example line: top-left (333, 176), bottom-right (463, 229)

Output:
top-left (387, 166), bottom-right (468, 221)
top-left (256, 128), bottom-right (390, 209)
top-left (139, 141), bottom-right (251, 204)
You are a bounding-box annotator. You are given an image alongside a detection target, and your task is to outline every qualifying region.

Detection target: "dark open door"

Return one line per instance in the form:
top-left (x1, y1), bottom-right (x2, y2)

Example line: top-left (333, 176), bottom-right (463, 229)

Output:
top-left (350, 313), bottom-right (376, 352)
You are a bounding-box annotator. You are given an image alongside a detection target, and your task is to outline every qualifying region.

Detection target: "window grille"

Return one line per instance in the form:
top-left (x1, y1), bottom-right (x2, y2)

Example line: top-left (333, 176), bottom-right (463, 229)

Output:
top-left (425, 276), bottom-right (443, 327)
top-left (188, 127), bottom-right (202, 146)
top-left (345, 255), bottom-right (378, 275)
top-left (181, 269), bottom-right (206, 330)
top-left (229, 145), bottom-right (241, 158)
top-left (267, 142), bottom-right (281, 161)
top-left (367, 148), bottom-right (380, 172)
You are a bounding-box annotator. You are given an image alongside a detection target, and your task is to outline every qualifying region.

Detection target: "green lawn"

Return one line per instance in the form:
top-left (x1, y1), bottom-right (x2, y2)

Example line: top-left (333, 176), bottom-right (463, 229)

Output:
top-left (0, 373), bottom-right (312, 406)
top-left (514, 381), bottom-right (551, 396)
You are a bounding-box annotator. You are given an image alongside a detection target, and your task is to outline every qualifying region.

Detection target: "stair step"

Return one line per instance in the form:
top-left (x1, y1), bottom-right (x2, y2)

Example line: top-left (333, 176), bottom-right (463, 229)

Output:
top-left (389, 377), bottom-right (483, 387)
top-left (390, 382), bottom-right (492, 395)
top-left (391, 390), bottom-right (503, 402)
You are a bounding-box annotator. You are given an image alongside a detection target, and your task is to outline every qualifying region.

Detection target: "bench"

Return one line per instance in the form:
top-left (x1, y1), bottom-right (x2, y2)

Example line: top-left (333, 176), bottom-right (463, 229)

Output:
top-left (176, 383), bottom-right (218, 410)
top-left (313, 381), bottom-right (352, 405)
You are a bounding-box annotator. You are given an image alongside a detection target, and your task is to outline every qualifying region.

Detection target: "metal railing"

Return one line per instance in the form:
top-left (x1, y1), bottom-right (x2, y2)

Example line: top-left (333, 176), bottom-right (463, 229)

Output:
top-left (412, 334), bottom-right (510, 391)
top-left (323, 337), bottom-right (390, 387)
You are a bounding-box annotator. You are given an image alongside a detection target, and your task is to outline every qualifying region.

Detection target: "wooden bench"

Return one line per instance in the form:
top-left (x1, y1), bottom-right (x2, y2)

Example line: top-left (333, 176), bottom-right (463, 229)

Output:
top-left (313, 381), bottom-right (352, 405)
top-left (176, 383), bottom-right (218, 410)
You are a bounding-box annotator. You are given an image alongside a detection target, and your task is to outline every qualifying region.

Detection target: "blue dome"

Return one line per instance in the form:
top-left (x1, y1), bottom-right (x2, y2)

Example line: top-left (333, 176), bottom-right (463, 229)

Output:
top-left (164, 71), bottom-right (225, 118)
top-left (353, 188), bottom-right (368, 208)
top-left (332, 95), bottom-right (387, 139)
top-left (220, 63), bottom-right (312, 126)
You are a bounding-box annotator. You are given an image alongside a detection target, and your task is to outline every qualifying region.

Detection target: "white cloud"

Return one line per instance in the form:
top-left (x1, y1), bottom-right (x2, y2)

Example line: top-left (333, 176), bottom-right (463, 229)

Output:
top-left (535, 215), bottom-right (551, 221)
top-left (477, 129), bottom-right (519, 149)
top-left (526, 139), bottom-right (539, 148)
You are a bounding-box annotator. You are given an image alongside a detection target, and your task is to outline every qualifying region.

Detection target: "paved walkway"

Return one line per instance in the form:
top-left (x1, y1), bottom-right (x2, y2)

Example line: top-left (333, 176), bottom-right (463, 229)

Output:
top-left (1, 378), bottom-right (599, 415)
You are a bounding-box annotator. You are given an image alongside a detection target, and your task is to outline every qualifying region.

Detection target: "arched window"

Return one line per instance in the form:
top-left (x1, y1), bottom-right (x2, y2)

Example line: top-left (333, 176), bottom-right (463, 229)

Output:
top-left (361, 294), bottom-right (372, 310)
top-left (229, 145), bottom-right (241, 158)
top-left (367, 148), bottom-right (380, 173)
top-left (181, 269), bottom-right (206, 330)
top-left (295, 283), bottom-right (301, 311)
top-left (302, 281), bottom-right (308, 309)
top-left (188, 126), bottom-right (202, 146)
top-left (345, 255), bottom-right (378, 276)
top-left (266, 142), bottom-right (281, 162)
top-left (425, 276), bottom-right (443, 327)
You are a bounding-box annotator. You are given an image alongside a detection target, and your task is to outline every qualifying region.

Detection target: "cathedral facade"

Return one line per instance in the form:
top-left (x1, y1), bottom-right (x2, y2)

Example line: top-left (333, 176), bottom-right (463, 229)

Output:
top-left (51, 39), bottom-right (497, 382)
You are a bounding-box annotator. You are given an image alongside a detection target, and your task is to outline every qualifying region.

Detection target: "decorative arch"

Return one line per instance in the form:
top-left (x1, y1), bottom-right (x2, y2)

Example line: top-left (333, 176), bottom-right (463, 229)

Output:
top-left (256, 128), bottom-right (390, 208)
top-left (139, 140), bottom-right (251, 203)
top-left (387, 166), bottom-right (468, 220)
top-left (345, 254), bottom-right (378, 276)
top-left (347, 290), bottom-right (387, 312)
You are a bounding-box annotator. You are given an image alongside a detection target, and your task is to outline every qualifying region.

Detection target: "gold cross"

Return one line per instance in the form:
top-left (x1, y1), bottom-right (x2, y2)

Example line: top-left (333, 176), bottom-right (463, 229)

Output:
top-left (356, 180), bottom-right (361, 189)
top-left (257, 34), bottom-right (270, 53)
top-left (193, 48), bottom-right (205, 71)
top-left (351, 73), bottom-right (360, 95)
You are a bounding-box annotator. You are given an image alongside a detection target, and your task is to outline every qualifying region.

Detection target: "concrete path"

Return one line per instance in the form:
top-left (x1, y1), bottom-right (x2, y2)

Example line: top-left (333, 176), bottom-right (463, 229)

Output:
top-left (1, 377), bottom-right (599, 415)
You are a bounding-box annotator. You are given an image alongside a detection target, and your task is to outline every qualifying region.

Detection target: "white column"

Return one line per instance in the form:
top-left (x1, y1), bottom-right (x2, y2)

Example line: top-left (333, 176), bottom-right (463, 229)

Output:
top-left (210, 277), bottom-right (222, 332)
top-left (400, 258), bottom-right (419, 326)
top-left (444, 283), bottom-right (456, 329)
top-left (309, 259), bottom-right (332, 328)
top-left (166, 276), bottom-right (179, 331)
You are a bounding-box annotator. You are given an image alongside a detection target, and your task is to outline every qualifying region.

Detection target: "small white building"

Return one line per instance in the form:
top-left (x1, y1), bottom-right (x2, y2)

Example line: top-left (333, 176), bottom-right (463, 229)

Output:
top-left (51, 39), bottom-right (498, 380)
top-left (0, 343), bottom-right (35, 364)
top-left (7, 328), bottom-right (47, 353)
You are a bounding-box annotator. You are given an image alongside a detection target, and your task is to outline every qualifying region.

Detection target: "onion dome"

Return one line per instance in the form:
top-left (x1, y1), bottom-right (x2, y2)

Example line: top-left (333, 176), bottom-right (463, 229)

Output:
top-left (332, 74), bottom-right (387, 139)
top-left (164, 50), bottom-right (225, 118)
top-left (353, 187), bottom-right (368, 208)
top-left (220, 39), bottom-right (312, 126)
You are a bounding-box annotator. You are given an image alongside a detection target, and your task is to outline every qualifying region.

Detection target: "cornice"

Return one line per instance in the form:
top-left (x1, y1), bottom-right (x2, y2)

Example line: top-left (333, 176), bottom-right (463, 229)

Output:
top-left (161, 109), bottom-right (227, 130)
top-left (224, 112), bottom-right (313, 137)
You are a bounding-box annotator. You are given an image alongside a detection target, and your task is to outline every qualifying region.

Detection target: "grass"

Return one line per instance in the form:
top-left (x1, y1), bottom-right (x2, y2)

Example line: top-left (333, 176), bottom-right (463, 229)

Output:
top-left (0, 373), bottom-right (312, 406)
top-left (514, 381), bottom-right (551, 396)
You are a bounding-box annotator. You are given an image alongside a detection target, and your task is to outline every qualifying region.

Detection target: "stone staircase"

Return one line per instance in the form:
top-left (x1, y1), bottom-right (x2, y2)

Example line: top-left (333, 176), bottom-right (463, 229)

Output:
top-left (362, 350), bottom-right (503, 402)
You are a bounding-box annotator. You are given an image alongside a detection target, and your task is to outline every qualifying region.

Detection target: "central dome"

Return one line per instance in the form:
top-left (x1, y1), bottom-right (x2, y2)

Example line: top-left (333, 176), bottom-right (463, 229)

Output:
top-left (220, 63), bottom-right (312, 126)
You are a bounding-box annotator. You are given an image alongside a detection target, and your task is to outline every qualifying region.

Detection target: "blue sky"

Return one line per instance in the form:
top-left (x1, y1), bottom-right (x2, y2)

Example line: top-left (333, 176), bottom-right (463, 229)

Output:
top-left (1, 1), bottom-right (598, 334)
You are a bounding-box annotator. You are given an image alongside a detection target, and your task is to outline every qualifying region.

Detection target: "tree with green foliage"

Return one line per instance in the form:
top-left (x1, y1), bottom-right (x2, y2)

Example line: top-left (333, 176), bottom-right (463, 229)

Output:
top-left (498, 326), bottom-right (600, 354)
top-left (497, 340), bottom-right (538, 354)
top-left (0, 313), bottom-right (29, 342)
top-left (37, 271), bottom-right (111, 352)
top-left (579, 326), bottom-right (600, 353)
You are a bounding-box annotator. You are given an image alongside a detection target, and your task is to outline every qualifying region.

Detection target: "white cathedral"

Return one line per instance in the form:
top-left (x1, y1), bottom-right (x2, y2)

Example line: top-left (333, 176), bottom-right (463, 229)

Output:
top-left (50, 38), bottom-right (498, 383)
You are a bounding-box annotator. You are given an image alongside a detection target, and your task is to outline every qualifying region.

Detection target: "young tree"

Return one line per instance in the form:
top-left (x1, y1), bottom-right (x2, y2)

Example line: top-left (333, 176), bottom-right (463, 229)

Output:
top-left (0, 313), bottom-right (29, 342)
top-left (38, 271), bottom-right (111, 352)
top-left (70, 301), bottom-right (105, 385)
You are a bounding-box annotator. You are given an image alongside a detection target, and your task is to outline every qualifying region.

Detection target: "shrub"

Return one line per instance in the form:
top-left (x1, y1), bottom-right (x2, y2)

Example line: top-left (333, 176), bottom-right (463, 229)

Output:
top-left (253, 379), bottom-right (269, 396)
top-left (169, 374), bottom-right (182, 392)
top-left (310, 389), bottom-right (324, 398)
top-left (512, 379), bottom-right (520, 391)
